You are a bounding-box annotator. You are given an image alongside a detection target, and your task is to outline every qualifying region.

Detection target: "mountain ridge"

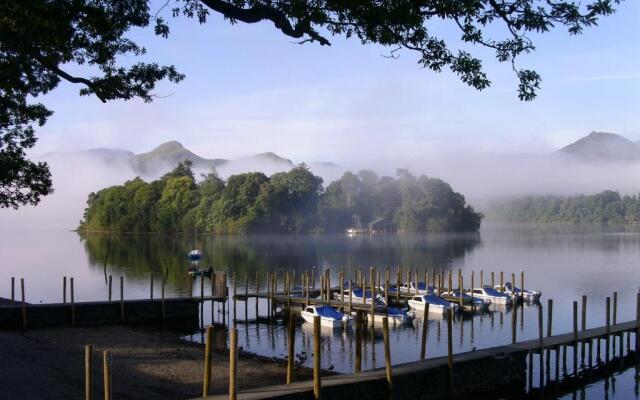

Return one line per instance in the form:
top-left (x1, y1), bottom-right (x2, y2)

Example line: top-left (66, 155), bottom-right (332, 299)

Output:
top-left (555, 131), bottom-right (640, 162)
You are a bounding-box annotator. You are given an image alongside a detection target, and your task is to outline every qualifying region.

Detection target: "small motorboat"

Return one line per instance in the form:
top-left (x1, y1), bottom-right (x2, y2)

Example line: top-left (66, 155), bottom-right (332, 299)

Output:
top-left (301, 305), bottom-right (351, 328)
top-left (408, 294), bottom-right (459, 314)
top-left (188, 266), bottom-right (213, 277)
top-left (495, 282), bottom-right (542, 302)
top-left (339, 287), bottom-right (387, 305)
top-left (188, 249), bottom-right (202, 261)
top-left (399, 282), bottom-right (434, 295)
top-left (441, 289), bottom-right (490, 309)
top-left (469, 287), bottom-right (512, 305)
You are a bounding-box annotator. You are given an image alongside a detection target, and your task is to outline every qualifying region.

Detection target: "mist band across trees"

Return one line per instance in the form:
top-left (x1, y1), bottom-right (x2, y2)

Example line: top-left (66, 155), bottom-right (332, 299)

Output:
top-left (79, 161), bottom-right (482, 234)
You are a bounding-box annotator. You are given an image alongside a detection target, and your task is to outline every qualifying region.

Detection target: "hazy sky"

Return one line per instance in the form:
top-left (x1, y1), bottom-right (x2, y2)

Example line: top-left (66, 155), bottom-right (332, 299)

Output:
top-left (35, 1), bottom-right (640, 163)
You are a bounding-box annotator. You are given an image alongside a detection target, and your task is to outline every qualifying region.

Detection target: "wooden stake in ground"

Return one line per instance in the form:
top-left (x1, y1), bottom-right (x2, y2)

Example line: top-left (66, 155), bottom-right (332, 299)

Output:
top-left (102, 351), bottom-right (111, 400)
top-left (287, 314), bottom-right (296, 384)
top-left (313, 316), bottom-right (321, 400)
top-left (203, 326), bottom-right (213, 396)
top-left (382, 316), bottom-right (393, 397)
top-left (85, 345), bottom-right (93, 400)
top-left (230, 327), bottom-right (238, 400)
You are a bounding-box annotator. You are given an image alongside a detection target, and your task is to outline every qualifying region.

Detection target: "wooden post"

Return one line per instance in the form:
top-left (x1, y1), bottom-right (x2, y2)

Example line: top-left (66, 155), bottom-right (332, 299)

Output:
top-left (581, 295), bottom-right (587, 331)
top-left (447, 307), bottom-right (453, 392)
top-left (606, 296), bottom-right (611, 361)
top-left (520, 271), bottom-right (525, 302)
top-left (635, 292), bottom-right (640, 352)
top-left (244, 273), bottom-right (249, 321)
top-left (385, 268), bottom-right (389, 306)
top-left (161, 277), bottom-right (165, 322)
top-left (355, 312), bottom-right (362, 373)
top-left (85, 345), bottom-right (93, 400)
top-left (229, 327), bottom-right (238, 400)
top-left (203, 326), bottom-right (213, 396)
top-left (306, 272), bottom-right (310, 306)
top-left (363, 278), bottom-right (367, 306)
top-left (232, 272), bottom-right (237, 322)
top-left (547, 299), bottom-right (553, 337)
top-left (500, 271), bottom-right (503, 289)
top-left (511, 298), bottom-right (517, 344)
top-left (480, 270), bottom-right (483, 287)
top-left (71, 277), bottom-right (76, 327)
top-left (287, 314), bottom-right (295, 384)
top-left (119, 276), bottom-right (124, 323)
top-left (396, 267), bottom-right (401, 303)
top-left (11, 277), bottom-right (15, 304)
top-left (458, 274), bottom-right (463, 308)
top-left (348, 280), bottom-right (353, 314)
top-left (150, 274), bottom-right (154, 299)
top-left (311, 267), bottom-right (316, 290)
top-left (511, 273), bottom-right (515, 305)
top-left (103, 351), bottom-right (111, 400)
top-left (573, 301), bottom-right (578, 342)
top-left (491, 271), bottom-right (495, 287)
top-left (108, 275), bottom-right (112, 301)
top-left (448, 270), bottom-right (452, 293)
top-left (382, 317), bottom-right (393, 396)
top-left (63, 276), bottom-right (67, 303)
top-left (255, 270), bottom-right (260, 319)
top-left (313, 316), bottom-right (321, 400)
top-left (20, 278), bottom-right (26, 330)
top-left (538, 303), bottom-right (544, 350)
top-left (470, 271), bottom-right (474, 303)
top-left (613, 291), bottom-right (618, 325)
top-left (420, 303), bottom-right (430, 360)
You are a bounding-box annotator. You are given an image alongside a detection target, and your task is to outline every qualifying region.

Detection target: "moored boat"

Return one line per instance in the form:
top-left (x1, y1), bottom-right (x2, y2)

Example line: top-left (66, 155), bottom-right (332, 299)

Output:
top-left (188, 266), bottom-right (213, 277)
top-left (188, 249), bottom-right (202, 261)
top-left (441, 289), bottom-right (490, 309)
top-left (408, 294), bottom-right (459, 314)
top-left (301, 305), bottom-right (351, 328)
top-left (399, 282), bottom-right (434, 295)
top-left (469, 286), bottom-right (512, 305)
top-left (495, 282), bottom-right (542, 302)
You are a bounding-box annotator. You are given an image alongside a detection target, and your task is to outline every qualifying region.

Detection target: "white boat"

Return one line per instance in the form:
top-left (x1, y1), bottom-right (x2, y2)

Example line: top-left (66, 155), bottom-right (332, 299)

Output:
top-left (187, 249), bottom-right (202, 261)
top-left (301, 305), bottom-right (351, 328)
top-left (495, 282), bottom-right (542, 302)
top-left (398, 282), bottom-right (434, 295)
top-left (469, 287), bottom-right (512, 305)
top-left (336, 287), bottom-right (387, 305)
top-left (408, 294), bottom-right (459, 314)
top-left (365, 307), bottom-right (415, 327)
top-left (441, 289), bottom-right (490, 309)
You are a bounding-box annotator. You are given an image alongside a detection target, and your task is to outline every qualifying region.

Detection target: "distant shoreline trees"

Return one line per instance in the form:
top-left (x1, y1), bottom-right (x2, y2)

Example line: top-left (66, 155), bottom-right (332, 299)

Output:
top-left (488, 190), bottom-right (640, 224)
top-left (79, 161), bottom-right (482, 234)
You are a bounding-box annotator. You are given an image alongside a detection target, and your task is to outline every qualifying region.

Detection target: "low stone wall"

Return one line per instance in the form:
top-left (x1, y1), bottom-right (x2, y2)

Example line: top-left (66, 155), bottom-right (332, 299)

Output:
top-left (0, 298), bottom-right (199, 329)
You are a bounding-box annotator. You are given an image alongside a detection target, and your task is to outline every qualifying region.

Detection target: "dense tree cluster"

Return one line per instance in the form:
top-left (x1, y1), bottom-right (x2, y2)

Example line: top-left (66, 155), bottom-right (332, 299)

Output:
top-left (79, 162), bottom-right (481, 234)
top-left (489, 190), bottom-right (640, 224)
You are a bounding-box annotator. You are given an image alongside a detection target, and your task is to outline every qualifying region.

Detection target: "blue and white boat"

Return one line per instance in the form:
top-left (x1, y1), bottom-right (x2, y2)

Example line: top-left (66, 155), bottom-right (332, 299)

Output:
top-left (408, 294), bottom-right (459, 314)
top-left (301, 305), bottom-right (351, 328)
top-left (187, 249), bottom-right (202, 261)
top-left (399, 282), bottom-right (434, 295)
top-left (441, 289), bottom-right (490, 309)
top-left (495, 282), bottom-right (542, 302)
top-left (469, 287), bottom-right (512, 305)
top-left (336, 287), bottom-right (387, 305)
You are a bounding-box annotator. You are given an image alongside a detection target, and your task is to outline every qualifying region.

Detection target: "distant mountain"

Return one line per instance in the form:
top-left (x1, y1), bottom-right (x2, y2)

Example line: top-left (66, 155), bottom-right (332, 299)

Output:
top-left (555, 131), bottom-right (640, 162)
top-left (130, 141), bottom-right (227, 175)
top-left (40, 141), bottom-right (340, 179)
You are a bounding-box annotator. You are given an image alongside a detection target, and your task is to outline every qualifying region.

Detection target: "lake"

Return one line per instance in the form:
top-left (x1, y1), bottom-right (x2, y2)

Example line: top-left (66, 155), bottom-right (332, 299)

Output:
top-left (1, 223), bottom-right (640, 398)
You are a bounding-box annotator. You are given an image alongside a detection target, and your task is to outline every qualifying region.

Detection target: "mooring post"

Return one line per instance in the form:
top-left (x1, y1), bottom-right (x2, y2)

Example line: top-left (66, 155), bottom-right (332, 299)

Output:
top-left (500, 271), bottom-right (503, 289)
top-left (255, 270), bottom-right (260, 319)
top-left (119, 276), bottom-right (124, 323)
top-left (581, 295), bottom-right (587, 360)
top-left (63, 276), bottom-right (67, 303)
top-left (420, 303), bottom-right (430, 360)
top-left (229, 327), bottom-right (238, 400)
top-left (313, 316), bottom-right (322, 400)
top-left (396, 267), bottom-right (401, 303)
top-left (573, 301), bottom-right (578, 342)
top-left (201, 274), bottom-right (205, 303)
top-left (348, 280), bottom-right (353, 314)
top-left (108, 275), bottom-right (112, 301)
top-left (71, 277), bottom-right (76, 327)
top-left (355, 312), bottom-right (362, 373)
top-left (232, 272), bottom-right (237, 322)
top-left (244, 273), bottom-right (249, 321)
top-left (306, 272), bottom-right (310, 306)
top-left (606, 296), bottom-right (611, 362)
top-left (511, 299), bottom-right (517, 344)
top-left (480, 269), bottom-right (483, 287)
top-left (161, 277), bottom-right (165, 322)
top-left (20, 278), bottom-right (26, 330)
top-left (150, 274), bottom-right (154, 299)
top-left (470, 271), bottom-right (474, 304)
top-left (448, 270), bottom-right (452, 293)
top-left (538, 303), bottom-right (544, 380)
top-left (340, 268), bottom-right (344, 304)
top-left (382, 316), bottom-right (393, 396)
top-left (85, 345), bottom-right (93, 400)
top-left (635, 291), bottom-right (640, 353)
top-left (385, 268), bottom-right (390, 306)
top-left (613, 291), bottom-right (618, 325)
top-left (458, 274), bottom-right (463, 309)
top-left (203, 324), bottom-right (213, 396)
top-left (311, 267), bottom-right (316, 290)
top-left (447, 307), bottom-right (454, 393)
top-left (521, 270), bottom-right (525, 303)
top-left (103, 351), bottom-right (111, 400)
top-left (491, 271), bottom-right (495, 288)
top-left (287, 313), bottom-right (295, 384)
top-left (511, 273), bottom-right (516, 305)
top-left (423, 267), bottom-right (428, 291)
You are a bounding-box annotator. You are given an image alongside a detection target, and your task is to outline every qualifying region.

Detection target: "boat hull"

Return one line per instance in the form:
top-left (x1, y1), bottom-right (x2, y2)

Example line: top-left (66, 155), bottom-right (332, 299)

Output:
top-left (301, 311), bottom-right (346, 328)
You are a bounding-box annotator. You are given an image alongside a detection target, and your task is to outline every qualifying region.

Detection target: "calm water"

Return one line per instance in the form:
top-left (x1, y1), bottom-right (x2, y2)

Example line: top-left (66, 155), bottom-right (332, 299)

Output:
top-left (2, 223), bottom-right (640, 398)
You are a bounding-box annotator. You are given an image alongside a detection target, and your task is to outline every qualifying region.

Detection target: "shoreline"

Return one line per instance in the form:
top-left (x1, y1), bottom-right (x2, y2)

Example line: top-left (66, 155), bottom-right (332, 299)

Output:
top-left (0, 325), bottom-right (315, 400)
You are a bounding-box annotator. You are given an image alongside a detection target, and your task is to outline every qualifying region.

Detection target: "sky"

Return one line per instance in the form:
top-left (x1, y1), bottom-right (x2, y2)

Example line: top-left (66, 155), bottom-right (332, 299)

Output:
top-left (35, 1), bottom-right (640, 164)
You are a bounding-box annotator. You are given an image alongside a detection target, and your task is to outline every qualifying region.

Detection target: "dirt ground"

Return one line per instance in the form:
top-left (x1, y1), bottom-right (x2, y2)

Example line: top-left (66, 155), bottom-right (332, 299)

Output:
top-left (0, 325), bottom-right (312, 400)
